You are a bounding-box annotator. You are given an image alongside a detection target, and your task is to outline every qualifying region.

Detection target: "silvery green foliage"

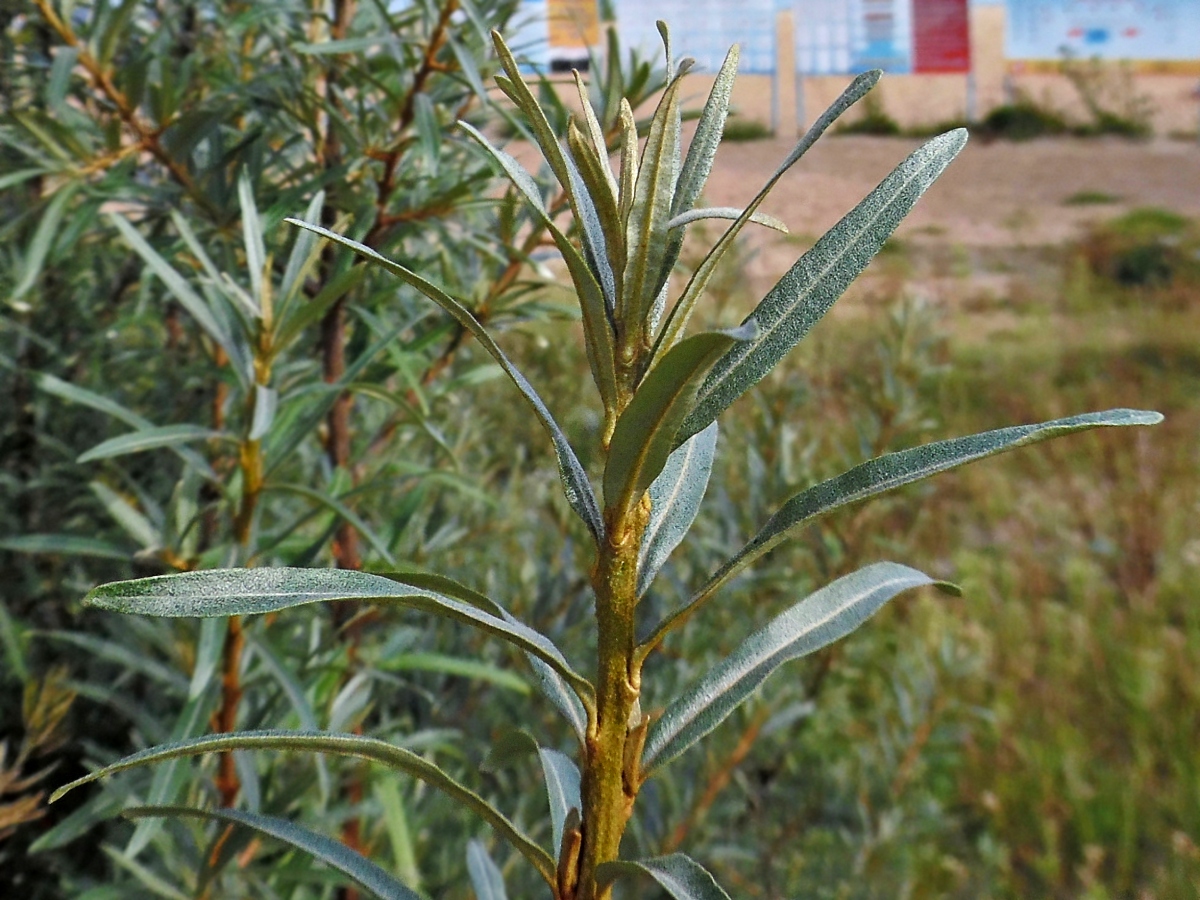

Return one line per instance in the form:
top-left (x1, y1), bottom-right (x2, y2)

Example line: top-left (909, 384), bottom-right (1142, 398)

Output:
top-left (55, 20), bottom-right (1163, 900)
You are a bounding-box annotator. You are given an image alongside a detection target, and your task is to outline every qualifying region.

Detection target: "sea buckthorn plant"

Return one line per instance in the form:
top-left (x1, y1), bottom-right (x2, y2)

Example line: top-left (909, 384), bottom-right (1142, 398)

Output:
top-left (54, 25), bottom-right (1161, 900)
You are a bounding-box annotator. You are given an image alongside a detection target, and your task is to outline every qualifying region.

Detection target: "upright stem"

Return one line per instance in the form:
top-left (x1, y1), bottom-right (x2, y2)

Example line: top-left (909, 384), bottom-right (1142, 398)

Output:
top-left (574, 498), bottom-right (650, 900)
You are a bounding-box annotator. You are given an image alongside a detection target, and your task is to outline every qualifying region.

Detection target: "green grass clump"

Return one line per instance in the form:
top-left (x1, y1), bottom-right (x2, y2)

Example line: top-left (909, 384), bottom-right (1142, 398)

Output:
top-left (1063, 190), bottom-right (1122, 206)
top-left (976, 101), bottom-right (1070, 141)
top-left (1076, 208), bottom-right (1200, 291)
top-left (721, 116), bottom-right (773, 141)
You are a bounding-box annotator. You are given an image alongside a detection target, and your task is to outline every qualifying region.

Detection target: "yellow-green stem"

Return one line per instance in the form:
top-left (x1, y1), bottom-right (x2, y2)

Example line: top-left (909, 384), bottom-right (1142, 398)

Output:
top-left (575, 498), bottom-right (649, 900)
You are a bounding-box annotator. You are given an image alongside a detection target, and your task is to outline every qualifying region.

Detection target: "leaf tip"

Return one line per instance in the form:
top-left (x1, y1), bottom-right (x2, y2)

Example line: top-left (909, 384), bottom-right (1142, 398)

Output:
top-left (933, 580), bottom-right (962, 598)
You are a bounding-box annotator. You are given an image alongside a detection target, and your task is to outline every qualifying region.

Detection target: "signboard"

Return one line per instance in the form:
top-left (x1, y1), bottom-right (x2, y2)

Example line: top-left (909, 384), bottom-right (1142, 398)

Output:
top-left (1005, 0), bottom-right (1200, 64)
top-left (613, 0), bottom-right (778, 74)
top-left (508, 0), bottom-right (600, 70)
top-left (795, 0), bottom-right (970, 74)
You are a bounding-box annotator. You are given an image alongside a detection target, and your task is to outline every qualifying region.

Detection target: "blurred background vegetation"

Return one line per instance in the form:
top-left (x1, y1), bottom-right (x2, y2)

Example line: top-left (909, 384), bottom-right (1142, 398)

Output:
top-left (2, 3), bottom-right (1198, 899)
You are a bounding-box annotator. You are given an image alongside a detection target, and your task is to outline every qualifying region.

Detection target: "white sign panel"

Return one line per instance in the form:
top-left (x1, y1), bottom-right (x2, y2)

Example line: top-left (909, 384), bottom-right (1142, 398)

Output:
top-left (795, 0), bottom-right (915, 73)
top-left (1006, 0), bottom-right (1200, 62)
top-left (614, 0), bottom-right (778, 74)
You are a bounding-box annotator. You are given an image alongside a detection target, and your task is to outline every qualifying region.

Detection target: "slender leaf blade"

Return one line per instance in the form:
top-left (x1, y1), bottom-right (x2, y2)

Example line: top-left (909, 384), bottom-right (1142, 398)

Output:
top-left (284, 219), bottom-right (605, 544)
top-left (679, 129), bottom-right (968, 444)
top-left (597, 854), bottom-right (731, 900)
top-left (537, 748), bottom-right (581, 855)
top-left (122, 806), bottom-right (420, 900)
top-left (53, 730), bottom-right (556, 887)
top-left (697, 408), bottom-right (1163, 603)
top-left (637, 422), bottom-right (718, 597)
top-left (83, 567), bottom-right (592, 703)
top-left (466, 840), bottom-right (507, 900)
top-left (78, 424), bottom-right (226, 464)
top-left (604, 324), bottom-right (752, 517)
top-left (644, 563), bottom-right (938, 771)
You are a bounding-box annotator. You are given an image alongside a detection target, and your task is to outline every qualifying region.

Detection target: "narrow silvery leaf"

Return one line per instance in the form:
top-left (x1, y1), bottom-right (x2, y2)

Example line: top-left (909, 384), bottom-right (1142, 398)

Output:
top-left (84, 567), bottom-right (593, 703)
top-left (678, 129), bottom-right (968, 445)
top-left (622, 64), bottom-right (690, 330)
top-left (538, 748), bottom-right (581, 854)
top-left (285, 219), bottom-right (605, 544)
top-left (685, 408), bottom-right (1164, 609)
top-left (12, 181), bottom-right (79, 302)
top-left (248, 384), bottom-right (277, 440)
top-left (466, 841), bottom-right (507, 900)
top-left (237, 172), bottom-right (266, 309)
top-left (643, 563), bottom-right (938, 771)
top-left (667, 207), bottom-right (788, 233)
top-left (637, 423), bottom-right (718, 597)
top-left (77, 424), bottom-right (227, 464)
top-left (459, 122), bottom-right (618, 412)
top-left (652, 70), bottom-right (882, 364)
top-left (617, 99), bottom-right (638, 226)
top-left (376, 571), bottom-right (589, 741)
top-left (596, 854), bottom-right (732, 900)
top-left (121, 806), bottom-right (421, 900)
top-left (572, 70), bottom-right (618, 197)
top-left (279, 191), bottom-right (325, 310)
top-left (651, 45), bottom-right (741, 303)
top-left (604, 323), bottom-right (753, 518)
top-left (53, 730), bottom-right (556, 888)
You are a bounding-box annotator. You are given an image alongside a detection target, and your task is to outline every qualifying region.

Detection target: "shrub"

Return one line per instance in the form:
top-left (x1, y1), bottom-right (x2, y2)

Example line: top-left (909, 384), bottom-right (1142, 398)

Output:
top-left (50, 23), bottom-right (1160, 900)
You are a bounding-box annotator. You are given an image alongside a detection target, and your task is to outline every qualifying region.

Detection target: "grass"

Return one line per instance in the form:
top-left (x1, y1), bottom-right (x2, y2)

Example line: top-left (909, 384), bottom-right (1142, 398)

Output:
top-left (721, 116), bottom-right (773, 142)
top-left (1063, 190), bottom-right (1122, 206)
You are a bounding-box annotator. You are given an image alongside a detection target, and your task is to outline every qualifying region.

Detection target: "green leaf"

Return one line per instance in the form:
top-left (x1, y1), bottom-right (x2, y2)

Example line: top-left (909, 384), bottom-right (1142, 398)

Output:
top-left (90, 482), bottom-right (159, 548)
top-left (38, 374), bottom-right (216, 479)
top-left (604, 324), bottom-right (753, 518)
top-left (457, 122), bottom-right (618, 413)
top-left (667, 207), bottom-right (787, 233)
top-left (622, 63), bottom-right (690, 330)
top-left (284, 219), bottom-right (605, 544)
top-left (374, 779), bottom-right (421, 892)
top-left (537, 748), bottom-right (580, 854)
top-left (121, 805), bottom-right (421, 900)
top-left (372, 570), bottom-right (590, 741)
top-left (0, 534), bottom-right (128, 560)
top-left (596, 854), bottom-right (731, 900)
top-left (652, 69), bottom-right (882, 365)
top-left (237, 172), bottom-right (266, 311)
top-left (83, 567), bottom-right (593, 705)
top-left (12, 182), bottom-right (81, 302)
top-left (643, 563), bottom-right (939, 772)
top-left (77, 424), bottom-right (227, 464)
top-left (108, 213), bottom-right (248, 383)
top-left (678, 128), bottom-right (967, 444)
top-left (667, 408), bottom-right (1163, 631)
top-left (266, 482), bottom-right (396, 566)
top-left (466, 840), bottom-right (507, 900)
top-left (53, 730), bottom-right (556, 888)
top-left (637, 422), bottom-right (717, 597)
top-left (376, 653), bottom-right (530, 695)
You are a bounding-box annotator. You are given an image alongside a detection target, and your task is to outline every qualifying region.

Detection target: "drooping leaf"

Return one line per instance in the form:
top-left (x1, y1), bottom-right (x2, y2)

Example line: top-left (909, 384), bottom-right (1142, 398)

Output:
top-left (121, 806), bottom-right (421, 900)
top-left (537, 748), bottom-right (581, 854)
top-left (637, 422), bottom-right (718, 597)
top-left (375, 570), bottom-right (590, 741)
top-left (466, 840), bottom-right (507, 900)
top-left (604, 324), bottom-right (753, 519)
top-left (457, 122), bottom-right (618, 412)
top-left (652, 69), bottom-right (882, 363)
top-left (678, 128), bottom-right (968, 444)
top-left (84, 567), bottom-right (593, 704)
top-left (596, 853), bottom-right (731, 900)
top-left (52, 730), bottom-right (556, 887)
top-left (284, 219), bottom-right (605, 544)
top-left (643, 563), bottom-right (940, 771)
top-left (667, 207), bottom-right (787, 233)
top-left (77, 424), bottom-right (228, 464)
top-left (666, 408), bottom-right (1164, 630)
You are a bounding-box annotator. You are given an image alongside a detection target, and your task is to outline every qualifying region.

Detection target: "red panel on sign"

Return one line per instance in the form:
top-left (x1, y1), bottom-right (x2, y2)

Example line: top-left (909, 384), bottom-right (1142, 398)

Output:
top-left (913, 0), bottom-right (971, 73)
